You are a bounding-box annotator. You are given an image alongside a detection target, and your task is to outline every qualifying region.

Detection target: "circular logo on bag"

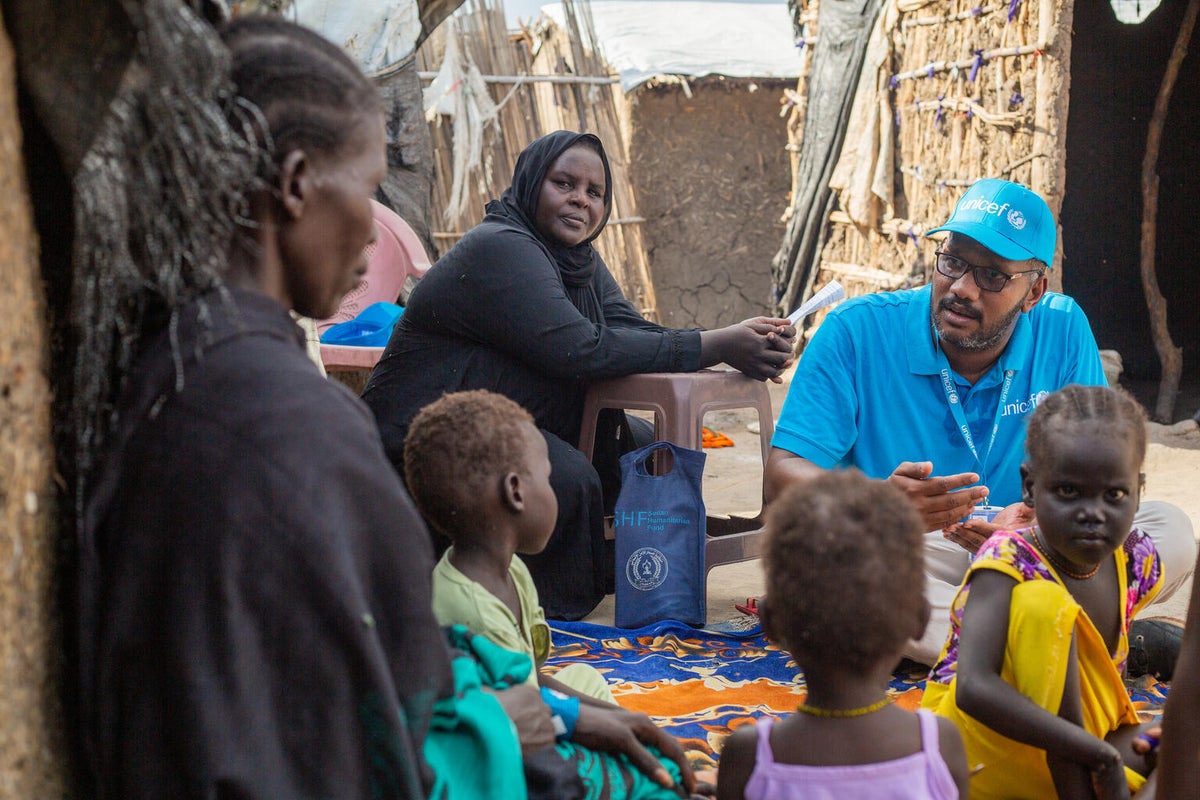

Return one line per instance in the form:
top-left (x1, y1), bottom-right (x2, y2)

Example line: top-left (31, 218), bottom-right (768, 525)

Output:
top-left (626, 547), bottom-right (669, 591)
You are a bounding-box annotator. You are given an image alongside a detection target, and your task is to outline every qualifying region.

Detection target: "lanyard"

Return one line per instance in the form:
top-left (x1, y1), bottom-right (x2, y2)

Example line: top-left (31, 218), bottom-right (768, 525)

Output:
top-left (934, 345), bottom-right (1014, 484)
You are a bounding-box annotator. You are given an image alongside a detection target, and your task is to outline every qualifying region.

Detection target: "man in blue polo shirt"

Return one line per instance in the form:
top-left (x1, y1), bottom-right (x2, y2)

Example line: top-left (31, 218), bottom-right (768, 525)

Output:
top-left (765, 179), bottom-right (1196, 668)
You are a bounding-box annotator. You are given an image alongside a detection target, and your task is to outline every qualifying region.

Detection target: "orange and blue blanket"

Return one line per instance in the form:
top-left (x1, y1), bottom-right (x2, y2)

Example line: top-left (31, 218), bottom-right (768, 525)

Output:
top-left (545, 618), bottom-right (1170, 772)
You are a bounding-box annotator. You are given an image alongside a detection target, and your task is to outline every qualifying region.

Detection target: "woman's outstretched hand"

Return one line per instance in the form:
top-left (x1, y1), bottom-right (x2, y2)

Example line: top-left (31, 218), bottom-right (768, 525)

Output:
top-left (699, 317), bottom-right (796, 382)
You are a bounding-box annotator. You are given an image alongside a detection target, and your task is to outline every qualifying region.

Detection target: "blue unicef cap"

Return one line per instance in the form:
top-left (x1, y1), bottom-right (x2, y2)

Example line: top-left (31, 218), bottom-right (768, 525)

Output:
top-left (926, 179), bottom-right (1057, 267)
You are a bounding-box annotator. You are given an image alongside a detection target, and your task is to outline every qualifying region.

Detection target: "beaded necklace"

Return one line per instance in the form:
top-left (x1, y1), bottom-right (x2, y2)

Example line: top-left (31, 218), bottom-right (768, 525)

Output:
top-left (796, 696), bottom-right (893, 718)
top-left (1030, 526), bottom-right (1101, 580)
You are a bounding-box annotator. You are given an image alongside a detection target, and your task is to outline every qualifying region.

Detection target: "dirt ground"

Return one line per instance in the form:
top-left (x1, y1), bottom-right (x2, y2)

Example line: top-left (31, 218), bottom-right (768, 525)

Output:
top-left (585, 370), bottom-right (1200, 627)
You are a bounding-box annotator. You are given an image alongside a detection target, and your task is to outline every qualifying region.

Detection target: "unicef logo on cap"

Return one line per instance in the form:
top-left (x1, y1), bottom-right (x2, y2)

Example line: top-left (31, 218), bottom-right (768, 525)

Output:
top-left (1007, 209), bottom-right (1027, 230)
top-left (626, 547), bottom-right (669, 591)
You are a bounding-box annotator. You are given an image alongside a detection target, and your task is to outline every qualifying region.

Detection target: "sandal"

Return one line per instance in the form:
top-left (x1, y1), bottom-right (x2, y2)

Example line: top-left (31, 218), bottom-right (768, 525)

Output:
top-left (1128, 619), bottom-right (1184, 680)
top-left (734, 597), bottom-right (759, 617)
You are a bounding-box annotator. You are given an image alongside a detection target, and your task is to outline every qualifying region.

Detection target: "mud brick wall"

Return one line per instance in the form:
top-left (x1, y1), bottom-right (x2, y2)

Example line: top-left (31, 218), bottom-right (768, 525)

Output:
top-left (628, 78), bottom-right (792, 329)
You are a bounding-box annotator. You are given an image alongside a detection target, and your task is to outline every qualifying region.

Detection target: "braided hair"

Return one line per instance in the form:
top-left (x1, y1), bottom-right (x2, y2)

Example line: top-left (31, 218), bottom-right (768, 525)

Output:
top-left (222, 15), bottom-right (382, 166)
top-left (1025, 384), bottom-right (1147, 474)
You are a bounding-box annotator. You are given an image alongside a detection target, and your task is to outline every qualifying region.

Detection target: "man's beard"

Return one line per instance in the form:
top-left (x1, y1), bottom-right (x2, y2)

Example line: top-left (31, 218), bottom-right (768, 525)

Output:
top-left (932, 295), bottom-right (1025, 352)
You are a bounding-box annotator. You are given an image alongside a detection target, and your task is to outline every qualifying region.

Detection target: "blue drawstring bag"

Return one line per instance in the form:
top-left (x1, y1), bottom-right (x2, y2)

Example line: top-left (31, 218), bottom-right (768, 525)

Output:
top-left (613, 441), bottom-right (707, 628)
top-left (319, 301), bottom-right (404, 347)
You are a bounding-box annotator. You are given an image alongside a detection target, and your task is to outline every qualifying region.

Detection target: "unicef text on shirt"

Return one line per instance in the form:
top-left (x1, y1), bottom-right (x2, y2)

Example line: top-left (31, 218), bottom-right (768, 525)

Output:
top-left (612, 510), bottom-right (695, 532)
top-left (1001, 390), bottom-right (1050, 418)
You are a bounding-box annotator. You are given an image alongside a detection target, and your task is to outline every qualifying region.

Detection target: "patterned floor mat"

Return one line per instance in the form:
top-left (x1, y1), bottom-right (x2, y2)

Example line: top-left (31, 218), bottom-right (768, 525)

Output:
top-left (546, 617), bottom-right (1169, 772)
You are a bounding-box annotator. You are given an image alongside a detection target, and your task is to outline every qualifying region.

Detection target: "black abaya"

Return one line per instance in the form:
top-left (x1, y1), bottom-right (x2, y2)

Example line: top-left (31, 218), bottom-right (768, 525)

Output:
top-left (80, 290), bottom-right (451, 798)
top-left (362, 131), bottom-right (701, 619)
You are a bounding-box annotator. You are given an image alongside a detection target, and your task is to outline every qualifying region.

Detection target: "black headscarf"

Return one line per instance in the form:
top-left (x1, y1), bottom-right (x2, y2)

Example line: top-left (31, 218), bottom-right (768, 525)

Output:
top-left (484, 130), bottom-right (614, 322)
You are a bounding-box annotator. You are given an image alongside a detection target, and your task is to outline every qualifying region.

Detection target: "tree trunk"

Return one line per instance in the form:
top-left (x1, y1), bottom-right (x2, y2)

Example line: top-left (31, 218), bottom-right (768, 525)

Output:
top-left (1140, 0), bottom-right (1197, 422)
top-left (0, 5), bottom-right (67, 795)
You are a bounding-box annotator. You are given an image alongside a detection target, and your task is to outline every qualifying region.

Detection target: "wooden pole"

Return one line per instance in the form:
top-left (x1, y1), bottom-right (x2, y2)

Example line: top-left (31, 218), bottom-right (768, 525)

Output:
top-left (1140, 0), bottom-right (1198, 422)
top-left (0, 7), bottom-right (67, 795)
top-left (1031, 0), bottom-right (1074, 292)
top-left (416, 71), bottom-right (619, 84)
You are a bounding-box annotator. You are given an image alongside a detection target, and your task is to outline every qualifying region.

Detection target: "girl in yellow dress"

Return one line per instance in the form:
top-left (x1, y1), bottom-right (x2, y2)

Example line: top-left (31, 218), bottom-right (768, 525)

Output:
top-left (922, 385), bottom-right (1162, 799)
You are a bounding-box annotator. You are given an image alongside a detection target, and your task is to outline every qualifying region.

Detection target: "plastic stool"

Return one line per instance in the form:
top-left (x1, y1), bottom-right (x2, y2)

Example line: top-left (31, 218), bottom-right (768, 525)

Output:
top-left (577, 368), bottom-right (775, 576)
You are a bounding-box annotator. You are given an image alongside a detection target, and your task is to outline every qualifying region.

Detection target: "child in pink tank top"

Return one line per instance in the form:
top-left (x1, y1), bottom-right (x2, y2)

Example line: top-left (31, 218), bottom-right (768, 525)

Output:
top-left (716, 470), bottom-right (969, 799)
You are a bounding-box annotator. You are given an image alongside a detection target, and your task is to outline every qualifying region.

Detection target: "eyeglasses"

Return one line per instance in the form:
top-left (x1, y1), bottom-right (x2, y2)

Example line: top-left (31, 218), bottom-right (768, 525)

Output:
top-left (934, 251), bottom-right (1044, 293)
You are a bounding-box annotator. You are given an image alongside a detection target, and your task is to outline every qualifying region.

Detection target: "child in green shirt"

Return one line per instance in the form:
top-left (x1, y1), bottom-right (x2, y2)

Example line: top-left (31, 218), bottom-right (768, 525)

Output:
top-left (406, 389), bottom-right (614, 704)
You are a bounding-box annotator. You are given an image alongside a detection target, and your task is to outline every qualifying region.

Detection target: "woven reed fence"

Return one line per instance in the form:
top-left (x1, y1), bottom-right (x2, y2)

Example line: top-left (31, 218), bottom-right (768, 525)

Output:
top-left (782, 0), bottom-right (1072, 318)
top-left (417, 0), bottom-right (659, 320)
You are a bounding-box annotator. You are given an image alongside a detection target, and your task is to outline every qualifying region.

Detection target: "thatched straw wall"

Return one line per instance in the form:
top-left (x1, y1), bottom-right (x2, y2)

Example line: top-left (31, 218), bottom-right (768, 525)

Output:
top-left (781, 0), bottom-right (1074, 324)
top-left (418, 1), bottom-right (659, 318)
top-left (627, 76), bottom-right (793, 329)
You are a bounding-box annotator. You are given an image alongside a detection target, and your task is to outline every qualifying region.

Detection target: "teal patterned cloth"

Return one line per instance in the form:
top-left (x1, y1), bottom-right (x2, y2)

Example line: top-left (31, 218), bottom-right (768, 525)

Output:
top-left (429, 625), bottom-right (691, 799)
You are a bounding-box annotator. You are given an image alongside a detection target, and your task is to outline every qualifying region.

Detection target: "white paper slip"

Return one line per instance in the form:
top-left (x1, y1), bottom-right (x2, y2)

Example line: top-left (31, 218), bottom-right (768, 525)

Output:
top-left (786, 280), bottom-right (845, 326)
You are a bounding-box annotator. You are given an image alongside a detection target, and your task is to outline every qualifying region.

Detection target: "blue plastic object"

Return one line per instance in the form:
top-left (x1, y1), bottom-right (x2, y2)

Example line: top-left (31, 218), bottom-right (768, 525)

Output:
top-left (319, 302), bottom-right (404, 347)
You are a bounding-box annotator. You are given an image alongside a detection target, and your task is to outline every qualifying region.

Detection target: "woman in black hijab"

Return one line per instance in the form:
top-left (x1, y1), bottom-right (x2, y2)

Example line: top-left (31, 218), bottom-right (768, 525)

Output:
top-left (363, 130), bottom-right (794, 619)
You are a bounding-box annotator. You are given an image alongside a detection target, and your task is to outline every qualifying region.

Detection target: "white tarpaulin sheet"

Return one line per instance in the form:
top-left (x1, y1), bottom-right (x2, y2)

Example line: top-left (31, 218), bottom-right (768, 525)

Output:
top-left (295, 0), bottom-right (422, 73)
top-left (541, 0), bottom-right (802, 92)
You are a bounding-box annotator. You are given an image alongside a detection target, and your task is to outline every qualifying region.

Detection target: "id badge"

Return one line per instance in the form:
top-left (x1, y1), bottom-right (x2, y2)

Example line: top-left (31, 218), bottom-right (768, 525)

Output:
top-left (967, 504), bottom-right (1004, 523)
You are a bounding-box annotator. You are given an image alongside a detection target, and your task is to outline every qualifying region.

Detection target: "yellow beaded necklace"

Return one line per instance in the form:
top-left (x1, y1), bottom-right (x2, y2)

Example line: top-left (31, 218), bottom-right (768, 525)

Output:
top-left (796, 696), bottom-right (894, 718)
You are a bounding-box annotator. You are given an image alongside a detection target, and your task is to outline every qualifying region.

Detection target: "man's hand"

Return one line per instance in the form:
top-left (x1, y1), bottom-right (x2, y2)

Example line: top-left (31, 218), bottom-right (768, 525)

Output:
top-left (943, 501), bottom-right (1036, 554)
top-left (887, 461), bottom-right (989, 531)
top-left (485, 684), bottom-right (556, 755)
top-left (572, 704), bottom-right (695, 793)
